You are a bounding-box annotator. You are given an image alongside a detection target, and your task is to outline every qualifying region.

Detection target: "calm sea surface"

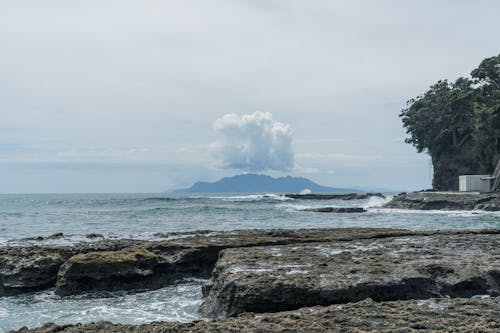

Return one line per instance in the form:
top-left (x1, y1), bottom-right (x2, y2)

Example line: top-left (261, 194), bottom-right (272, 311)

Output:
top-left (1, 193), bottom-right (500, 331)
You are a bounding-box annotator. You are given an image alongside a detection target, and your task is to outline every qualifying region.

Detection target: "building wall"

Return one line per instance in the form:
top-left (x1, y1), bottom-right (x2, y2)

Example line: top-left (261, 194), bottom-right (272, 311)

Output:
top-left (459, 175), bottom-right (491, 192)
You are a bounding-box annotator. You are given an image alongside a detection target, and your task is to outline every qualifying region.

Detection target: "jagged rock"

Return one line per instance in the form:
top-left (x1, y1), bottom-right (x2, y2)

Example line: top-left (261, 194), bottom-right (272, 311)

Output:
top-left (54, 228), bottom-right (413, 296)
top-left (475, 198), bottom-right (500, 211)
top-left (383, 191), bottom-right (500, 210)
top-left (0, 247), bottom-right (68, 296)
top-left (11, 298), bottom-right (500, 332)
top-left (56, 248), bottom-right (159, 296)
top-left (302, 207), bottom-right (367, 213)
top-left (286, 193), bottom-right (384, 200)
top-left (200, 231), bottom-right (500, 318)
top-left (0, 240), bottom-right (144, 296)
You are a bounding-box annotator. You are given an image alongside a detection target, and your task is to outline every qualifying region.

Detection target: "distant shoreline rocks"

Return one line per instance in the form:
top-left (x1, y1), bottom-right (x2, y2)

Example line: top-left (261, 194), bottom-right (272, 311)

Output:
top-left (301, 207), bottom-right (367, 213)
top-left (285, 192), bottom-right (385, 200)
top-left (383, 191), bottom-right (500, 211)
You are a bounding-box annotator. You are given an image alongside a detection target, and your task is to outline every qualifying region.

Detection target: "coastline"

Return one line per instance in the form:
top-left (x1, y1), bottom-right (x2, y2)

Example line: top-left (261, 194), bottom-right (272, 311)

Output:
top-left (3, 226), bottom-right (500, 332)
top-left (383, 191), bottom-right (500, 211)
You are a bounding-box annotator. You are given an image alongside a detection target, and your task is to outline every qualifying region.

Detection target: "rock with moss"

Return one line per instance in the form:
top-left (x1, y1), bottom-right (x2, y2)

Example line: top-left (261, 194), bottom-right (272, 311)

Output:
top-left (54, 228), bottom-right (414, 296)
top-left (0, 240), bottom-right (144, 296)
top-left (55, 248), bottom-right (159, 296)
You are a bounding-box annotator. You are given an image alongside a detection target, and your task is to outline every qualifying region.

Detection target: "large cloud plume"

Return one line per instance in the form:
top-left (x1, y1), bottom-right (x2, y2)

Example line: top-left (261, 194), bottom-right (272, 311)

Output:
top-left (211, 111), bottom-right (294, 172)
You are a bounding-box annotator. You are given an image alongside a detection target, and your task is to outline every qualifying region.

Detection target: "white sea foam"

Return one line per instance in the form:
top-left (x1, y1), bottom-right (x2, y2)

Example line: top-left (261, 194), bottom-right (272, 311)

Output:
top-left (230, 267), bottom-right (274, 274)
top-left (363, 195), bottom-right (393, 208)
top-left (0, 281), bottom-right (205, 332)
top-left (276, 203), bottom-right (341, 212)
top-left (471, 294), bottom-right (491, 299)
top-left (416, 299), bottom-right (452, 310)
top-left (286, 270), bottom-right (309, 275)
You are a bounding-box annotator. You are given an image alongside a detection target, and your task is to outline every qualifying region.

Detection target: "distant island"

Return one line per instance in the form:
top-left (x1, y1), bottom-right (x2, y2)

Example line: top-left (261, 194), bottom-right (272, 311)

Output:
top-left (174, 174), bottom-right (359, 194)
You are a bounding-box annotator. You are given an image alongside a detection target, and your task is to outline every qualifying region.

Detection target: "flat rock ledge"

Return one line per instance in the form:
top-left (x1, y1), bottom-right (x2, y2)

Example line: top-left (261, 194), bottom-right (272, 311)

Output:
top-left (286, 193), bottom-right (385, 200)
top-left (200, 230), bottom-right (500, 318)
top-left (12, 298), bottom-right (500, 333)
top-left (302, 207), bottom-right (367, 213)
top-left (1, 228), bottom-right (412, 297)
top-left (384, 191), bottom-right (500, 210)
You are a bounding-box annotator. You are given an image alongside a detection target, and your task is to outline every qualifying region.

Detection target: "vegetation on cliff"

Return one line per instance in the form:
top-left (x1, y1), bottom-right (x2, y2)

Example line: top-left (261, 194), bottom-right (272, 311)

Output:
top-left (400, 54), bottom-right (500, 190)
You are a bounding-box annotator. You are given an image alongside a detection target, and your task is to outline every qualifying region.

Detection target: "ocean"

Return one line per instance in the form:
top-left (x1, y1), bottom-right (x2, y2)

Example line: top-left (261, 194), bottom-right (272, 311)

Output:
top-left (1, 193), bottom-right (500, 332)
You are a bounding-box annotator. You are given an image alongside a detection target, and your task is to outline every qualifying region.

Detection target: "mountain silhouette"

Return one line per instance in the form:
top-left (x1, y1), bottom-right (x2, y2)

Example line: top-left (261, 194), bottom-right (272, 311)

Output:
top-left (175, 174), bottom-right (358, 193)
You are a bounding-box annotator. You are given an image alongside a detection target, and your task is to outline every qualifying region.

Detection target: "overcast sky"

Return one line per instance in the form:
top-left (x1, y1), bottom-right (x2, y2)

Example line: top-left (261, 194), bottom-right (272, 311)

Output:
top-left (1, 0), bottom-right (499, 193)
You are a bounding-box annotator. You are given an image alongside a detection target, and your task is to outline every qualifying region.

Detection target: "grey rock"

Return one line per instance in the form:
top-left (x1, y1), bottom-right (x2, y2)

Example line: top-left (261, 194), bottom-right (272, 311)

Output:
top-left (0, 247), bottom-right (67, 296)
top-left (302, 207), bottom-right (367, 213)
top-left (200, 231), bottom-right (500, 318)
top-left (286, 193), bottom-right (385, 200)
top-left (0, 240), bottom-right (144, 296)
top-left (55, 228), bottom-right (412, 296)
top-left (384, 191), bottom-right (500, 210)
top-left (11, 297), bottom-right (500, 332)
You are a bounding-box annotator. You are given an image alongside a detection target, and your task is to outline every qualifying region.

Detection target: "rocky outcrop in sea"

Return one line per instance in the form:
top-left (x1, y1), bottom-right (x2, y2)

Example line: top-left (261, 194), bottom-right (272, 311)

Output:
top-left (383, 191), bottom-right (500, 211)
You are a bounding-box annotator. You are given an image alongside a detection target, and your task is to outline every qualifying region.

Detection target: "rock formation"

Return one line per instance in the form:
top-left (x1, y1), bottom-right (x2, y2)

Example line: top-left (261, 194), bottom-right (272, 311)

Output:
top-left (200, 230), bottom-right (500, 317)
top-left (383, 191), bottom-right (500, 210)
top-left (12, 298), bottom-right (500, 332)
top-left (3, 228), bottom-right (500, 332)
top-left (1, 228), bottom-right (412, 297)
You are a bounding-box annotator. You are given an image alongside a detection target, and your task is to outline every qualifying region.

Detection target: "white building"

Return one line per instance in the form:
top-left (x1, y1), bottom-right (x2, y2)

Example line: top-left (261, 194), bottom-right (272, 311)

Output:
top-left (459, 175), bottom-right (492, 192)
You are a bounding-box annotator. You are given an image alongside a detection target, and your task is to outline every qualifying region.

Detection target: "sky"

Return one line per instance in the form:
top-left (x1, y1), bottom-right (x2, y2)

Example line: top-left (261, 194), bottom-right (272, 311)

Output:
top-left (1, 0), bottom-right (499, 193)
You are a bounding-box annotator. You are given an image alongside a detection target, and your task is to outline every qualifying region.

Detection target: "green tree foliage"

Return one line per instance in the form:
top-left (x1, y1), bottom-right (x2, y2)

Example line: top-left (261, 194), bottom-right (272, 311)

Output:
top-left (400, 54), bottom-right (500, 189)
top-left (400, 78), bottom-right (475, 156)
top-left (472, 55), bottom-right (500, 170)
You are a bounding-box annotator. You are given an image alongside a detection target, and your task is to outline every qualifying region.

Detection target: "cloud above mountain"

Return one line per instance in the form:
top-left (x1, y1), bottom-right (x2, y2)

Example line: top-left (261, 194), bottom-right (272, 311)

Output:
top-left (211, 111), bottom-right (294, 172)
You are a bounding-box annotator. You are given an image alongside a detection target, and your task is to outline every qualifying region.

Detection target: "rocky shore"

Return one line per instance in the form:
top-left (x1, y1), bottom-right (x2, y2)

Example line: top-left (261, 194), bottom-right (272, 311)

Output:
top-left (200, 230), bottom-right (500, 317)
top-left (383, 191), bottom-right (500, 210)
top-left (13, 298), bottom-right (500, 332)
top-left (1, 228), bottom-right (412, 297)
top-left (3, 227), bottom-right (500, 332)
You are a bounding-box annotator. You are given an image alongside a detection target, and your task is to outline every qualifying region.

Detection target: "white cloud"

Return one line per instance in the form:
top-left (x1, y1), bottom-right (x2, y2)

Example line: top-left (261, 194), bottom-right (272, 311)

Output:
top-left (211, 111), bottom-right (294, 172)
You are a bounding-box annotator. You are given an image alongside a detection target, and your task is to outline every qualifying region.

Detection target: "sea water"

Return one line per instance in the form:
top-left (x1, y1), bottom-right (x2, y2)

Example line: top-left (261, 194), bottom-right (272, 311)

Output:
top-left (1, 193), bottom-right (500, 331)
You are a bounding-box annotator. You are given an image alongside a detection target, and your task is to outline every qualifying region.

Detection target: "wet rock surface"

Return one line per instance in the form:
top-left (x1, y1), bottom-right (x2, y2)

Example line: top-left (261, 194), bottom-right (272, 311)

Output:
top-left (286, 193), bottom-right (385, 200)
top-left (0, 240), bottom-right (143, 296)
top-left (12, 297), bottom-right (500, 332)
top-left (55, 228), bottom-right (413, 296)
top-left (200, 230), bottom-right (500, 318)
top-left (383, 191), bottom-right (500, 210)
top-left (1, 228), bottom-right (413, 297)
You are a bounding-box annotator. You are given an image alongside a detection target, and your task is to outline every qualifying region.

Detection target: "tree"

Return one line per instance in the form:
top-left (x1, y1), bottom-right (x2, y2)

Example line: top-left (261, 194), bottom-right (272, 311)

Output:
top-left (472, 54), bottom-right (500, 171)
top-left (400, 78), bottom-right (475, 157)
top-left (400, 54), bottom-right (500, 190)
